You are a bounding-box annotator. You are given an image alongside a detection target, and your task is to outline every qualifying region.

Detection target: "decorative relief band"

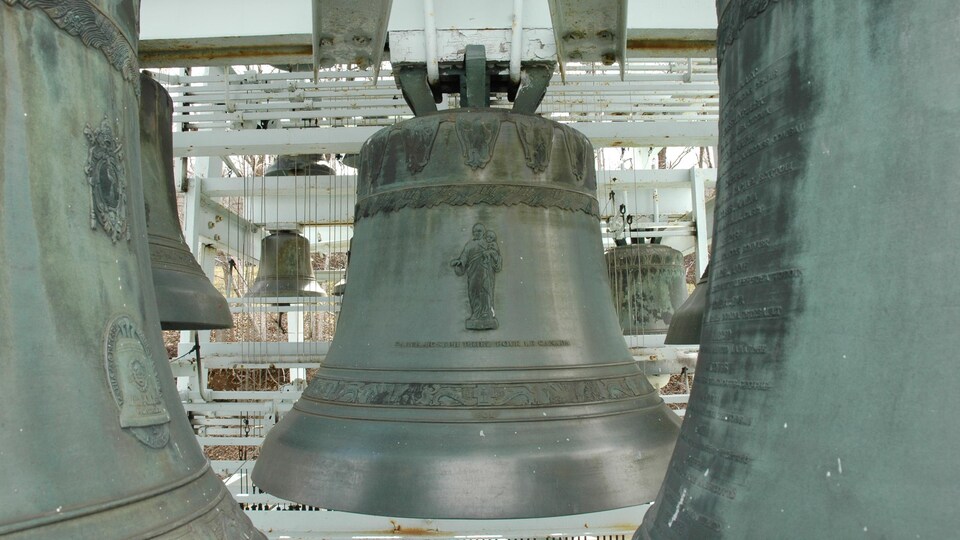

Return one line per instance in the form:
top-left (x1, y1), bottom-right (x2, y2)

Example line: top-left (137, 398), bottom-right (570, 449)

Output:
top-left (149, 241), bottom-right (202, 270)
top-left (85, 117), bottom-right (130, 242)
top-left (5, 0), bottom-right (140, 90)
top-left (103, 315), bottom-right (171, 449)
top-left (716, 0), bottom-right (781, 65)
top-left (358, 114), bottom-right (595, 197)
top-left (308, 373), bottom-right (651, 408)
top-left (355, 184), bottom-right (600, 220)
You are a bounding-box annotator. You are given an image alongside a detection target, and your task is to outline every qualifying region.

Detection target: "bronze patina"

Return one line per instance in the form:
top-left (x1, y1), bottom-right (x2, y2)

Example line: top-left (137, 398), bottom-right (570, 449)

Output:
top-left (252, 109), bottom-right (681, 519)
top-left (244, 230), bottom-right (327, 300)
top-left (605, 243), bottom-right (688, 335)
top-left (0, 2), bottom-right (262, 537)
top-left (664, 263), bottom-right (709, 345)
top-left (140, 73), bottom-right (233, 330)
top-left (637, 1), bottom-right (960, 538)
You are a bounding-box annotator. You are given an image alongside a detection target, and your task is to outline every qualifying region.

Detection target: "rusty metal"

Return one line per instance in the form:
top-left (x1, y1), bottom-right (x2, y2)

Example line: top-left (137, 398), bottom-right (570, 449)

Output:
top-left (0, 2), bottom-right (263, 537)
top-left (139, 36), bottom-right (313, 68)
top-left (253, 109), bottom-right (680, 519)
top-left (140, 73), bottom-right (233, 330)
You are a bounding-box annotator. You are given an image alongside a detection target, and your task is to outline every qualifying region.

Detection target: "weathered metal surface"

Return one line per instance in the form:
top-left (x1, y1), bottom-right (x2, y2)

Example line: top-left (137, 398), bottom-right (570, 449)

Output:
top-left (548, 0), bottom-right (629, 79)
top-left (252, 109), bottom-right (680, 519)
top-left (245, 231), bottom-right (327, 299)
top-left (605, 244), bottom-right (688, 335)
top-left (140, 74), bottom-right (233, 330)
top-left (0, 2), bottom-right (262, 538)
top-left (664, 263), bottom-right (708, 345)
top-left (637, 1), bottom-right (960, 538)
top-left (311, 0), bottom-right (391, 77)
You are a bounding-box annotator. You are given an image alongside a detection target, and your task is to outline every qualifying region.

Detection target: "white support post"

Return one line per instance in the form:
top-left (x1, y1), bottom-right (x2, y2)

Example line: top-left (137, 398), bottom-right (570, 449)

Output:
top-left (690, 167), bottom-right (709, 278)
top-left (287, 310), bottom-right (306, 381)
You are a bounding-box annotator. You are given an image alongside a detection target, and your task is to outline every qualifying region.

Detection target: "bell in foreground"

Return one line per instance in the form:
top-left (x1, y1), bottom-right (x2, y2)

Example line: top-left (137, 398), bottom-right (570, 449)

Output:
top-left (253, 109), bottom-right (681, 519)
top-left (637, 1), bottom-right (960, 538)
top-left (0, 3), bottom-right (262, 538)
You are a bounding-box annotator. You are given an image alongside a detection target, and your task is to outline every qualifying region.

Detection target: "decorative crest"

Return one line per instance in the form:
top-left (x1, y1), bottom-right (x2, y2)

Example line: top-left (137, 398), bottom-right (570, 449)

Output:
top-left (6, 0), bottom-right (140, 92)
top-left (84, 117), bottom-right (130, 242)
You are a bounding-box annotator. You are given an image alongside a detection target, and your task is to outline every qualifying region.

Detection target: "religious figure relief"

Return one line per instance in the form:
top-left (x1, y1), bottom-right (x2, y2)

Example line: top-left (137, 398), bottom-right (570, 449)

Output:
top-left (451, 223), bottom-right (502, 330)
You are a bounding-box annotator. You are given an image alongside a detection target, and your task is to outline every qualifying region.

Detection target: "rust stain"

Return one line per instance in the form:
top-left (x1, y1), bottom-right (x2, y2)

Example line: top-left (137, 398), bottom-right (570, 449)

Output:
top-left (609, 522), bottom-right (645, 531)
top-left (357, 520), bottom-right (452, 537)
top-left (140, 44), bottom-right (313, 66)
top-left (626, 38), bottom-right (716, 54)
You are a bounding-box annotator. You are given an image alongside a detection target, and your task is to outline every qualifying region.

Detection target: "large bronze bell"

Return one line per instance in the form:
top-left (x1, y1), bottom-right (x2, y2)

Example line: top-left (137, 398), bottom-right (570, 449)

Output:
top-left (245, 231), bottom-right (327, 299)
top-left (637, 1), bottom-right (960, 538)
top-left (253, 109), bottom-right (681, 518)
top-left (605, 243), bottom-right (689, 335)
top-left (140, 74), bottom-right (233, 330)
top-left (663, 263), bottom-right (709, 345)
top-left (0, 3), bottom-right (262, 538)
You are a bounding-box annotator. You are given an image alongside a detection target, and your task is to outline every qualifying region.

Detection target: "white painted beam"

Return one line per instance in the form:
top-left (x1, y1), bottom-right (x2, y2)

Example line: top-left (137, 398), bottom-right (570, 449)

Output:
top-left (173, 121), bottom-right (716, 156)
top-left (139, 0), bottom-right (718, 66)
top-left (571, 120), bottom-right (718, 148)
top-left (173, 126), bottom-right (383, 157)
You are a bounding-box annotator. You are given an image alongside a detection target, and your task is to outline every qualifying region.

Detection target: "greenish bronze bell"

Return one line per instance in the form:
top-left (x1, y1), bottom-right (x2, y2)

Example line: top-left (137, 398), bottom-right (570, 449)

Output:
top-left (0, 3), bottom-right (262, 538)
top-left (252, 108), bottom-right (680, 519)
top-left (140, 74), bottom-right (233, 330)
top-left (244, 231), bottom-right (327, 299)
top-left (664, 263), bottom-right (709, 345)
top-left (637, 1), bottom-right (960, 538)
top-left (605, 243), bottom-right (689, 335)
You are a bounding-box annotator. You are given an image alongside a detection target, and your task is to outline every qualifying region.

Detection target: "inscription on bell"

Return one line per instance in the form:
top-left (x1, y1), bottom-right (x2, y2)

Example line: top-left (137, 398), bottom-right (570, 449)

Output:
top-left (451, 223), bottom-right (501, 330)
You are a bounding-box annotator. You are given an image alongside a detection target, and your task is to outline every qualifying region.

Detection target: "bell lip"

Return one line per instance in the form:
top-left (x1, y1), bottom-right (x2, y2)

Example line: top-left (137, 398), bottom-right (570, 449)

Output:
top-left (251, 405), bottom-right (679, 519)
top-left (242, 280), bottom-right (328, 299)
top-left (152, 269), bottom-right (234, 330)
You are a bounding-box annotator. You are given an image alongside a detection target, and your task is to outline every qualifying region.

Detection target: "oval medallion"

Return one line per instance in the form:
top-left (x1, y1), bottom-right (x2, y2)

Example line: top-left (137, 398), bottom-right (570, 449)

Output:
top-left (104, 315), bottom-right (170, 448)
